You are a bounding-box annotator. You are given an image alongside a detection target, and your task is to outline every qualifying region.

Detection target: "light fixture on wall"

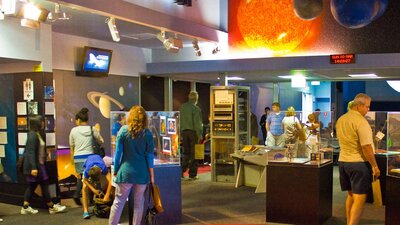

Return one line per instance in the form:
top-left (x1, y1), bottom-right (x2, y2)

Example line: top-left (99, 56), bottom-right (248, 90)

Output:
top-left (212, 44), bottom-right (220, 54)
top-left (47, 3), bottom-right (70, 22)
top-left (20, 2), bottom-right (49, 28)
top-left (156, 31), bottom-right (181, 53)
top-left (192, 39), bottom-right (201, 56)
top-left (106, 17), bottom-right (120, 42)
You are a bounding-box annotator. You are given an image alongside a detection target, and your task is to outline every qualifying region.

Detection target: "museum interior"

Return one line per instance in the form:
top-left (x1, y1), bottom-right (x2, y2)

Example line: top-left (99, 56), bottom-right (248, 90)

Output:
top-left (0, 0), bottom-right (400, 224)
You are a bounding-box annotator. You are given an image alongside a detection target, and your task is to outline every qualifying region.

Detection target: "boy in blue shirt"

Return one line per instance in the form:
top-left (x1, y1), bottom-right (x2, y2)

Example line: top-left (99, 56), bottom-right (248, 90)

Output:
top-left (81, 154), bottom-right (112, 219)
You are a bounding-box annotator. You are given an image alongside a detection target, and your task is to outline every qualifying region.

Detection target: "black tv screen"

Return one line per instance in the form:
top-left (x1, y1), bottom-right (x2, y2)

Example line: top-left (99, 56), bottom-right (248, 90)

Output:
top-left (77, 46), bottom-right (113, 77)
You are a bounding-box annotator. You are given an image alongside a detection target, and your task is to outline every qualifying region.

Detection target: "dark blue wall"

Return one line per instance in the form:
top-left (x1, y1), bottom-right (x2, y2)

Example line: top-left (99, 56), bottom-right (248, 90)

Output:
top-left (0, 75), bottom-right (16, 182)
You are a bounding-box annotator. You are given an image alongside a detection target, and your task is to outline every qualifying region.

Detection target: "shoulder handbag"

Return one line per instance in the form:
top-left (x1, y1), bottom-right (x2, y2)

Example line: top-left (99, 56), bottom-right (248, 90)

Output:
top-left (91, 126), bottom-right (105, 157)
top-left (149, 183), bottom-right (164, 213)
top-left (292, 117), bottom-right (307, 141)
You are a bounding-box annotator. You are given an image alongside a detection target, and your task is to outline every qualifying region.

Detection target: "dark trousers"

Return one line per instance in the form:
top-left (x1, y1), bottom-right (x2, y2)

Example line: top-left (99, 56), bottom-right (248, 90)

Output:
top-left (24, 180), bottom-right (52, 204)
top-left (181, 130), bottom-right (198, 178)
top-left (73, 175), bottom-right (83, 199)
top-left (261, 128), bottom-right (267, 145)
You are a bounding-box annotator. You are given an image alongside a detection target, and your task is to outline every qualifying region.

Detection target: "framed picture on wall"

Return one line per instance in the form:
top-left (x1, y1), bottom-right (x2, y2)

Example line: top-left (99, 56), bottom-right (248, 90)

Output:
top-left (27, 102), bottom-right (38, 115)
top-left (45, 116), bottom-right (55, 131)
top-left (17, 117), bottom-right (28, 130)
top-left (44, 86), bottom-right (55, 100)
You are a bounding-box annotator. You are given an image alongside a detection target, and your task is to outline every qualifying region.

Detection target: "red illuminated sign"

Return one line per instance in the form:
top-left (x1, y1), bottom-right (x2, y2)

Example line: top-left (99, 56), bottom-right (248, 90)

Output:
top-left (330, 54), bottom-right (356, 64)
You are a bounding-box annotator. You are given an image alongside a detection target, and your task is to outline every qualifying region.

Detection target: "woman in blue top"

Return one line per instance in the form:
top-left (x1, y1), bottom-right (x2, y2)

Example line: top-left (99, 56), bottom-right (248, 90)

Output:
top-left (109, 106), bottom-right (155, 225)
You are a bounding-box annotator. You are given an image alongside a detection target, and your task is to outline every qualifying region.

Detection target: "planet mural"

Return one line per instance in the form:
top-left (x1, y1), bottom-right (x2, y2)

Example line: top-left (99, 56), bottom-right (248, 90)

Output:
top-left (87, 91), bottom-right (124, 119)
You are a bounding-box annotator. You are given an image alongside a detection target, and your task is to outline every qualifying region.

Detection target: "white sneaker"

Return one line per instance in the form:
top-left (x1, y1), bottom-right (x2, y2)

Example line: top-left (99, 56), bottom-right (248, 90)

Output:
top-left (49, 203), bottom-right (67, 214)
top-left (20, 206), bottom-right (39, 215)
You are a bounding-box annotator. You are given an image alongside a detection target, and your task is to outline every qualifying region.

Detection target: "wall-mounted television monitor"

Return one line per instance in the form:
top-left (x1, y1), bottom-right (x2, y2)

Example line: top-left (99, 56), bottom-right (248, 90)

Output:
top-left (76, 46), bottom-right (113, 77)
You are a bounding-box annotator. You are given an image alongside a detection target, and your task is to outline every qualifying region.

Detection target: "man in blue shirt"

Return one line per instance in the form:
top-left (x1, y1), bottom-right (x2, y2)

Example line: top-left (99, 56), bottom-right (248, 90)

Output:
top-left (81, 155), bottom-right (112, 219)
top-left (265, 102), bottom-right (285, 147)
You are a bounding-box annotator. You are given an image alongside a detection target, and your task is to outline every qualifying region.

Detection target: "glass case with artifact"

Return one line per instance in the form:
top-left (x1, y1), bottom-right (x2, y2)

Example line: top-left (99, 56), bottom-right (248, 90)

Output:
top-left (210, 86), bottom-right (250, 182)
top-left (266, 110), bottom-right (335, 167)
top-left (110, 111), bottom-right (180, 165)
top-left (387, 112), bottom-right (400, 178)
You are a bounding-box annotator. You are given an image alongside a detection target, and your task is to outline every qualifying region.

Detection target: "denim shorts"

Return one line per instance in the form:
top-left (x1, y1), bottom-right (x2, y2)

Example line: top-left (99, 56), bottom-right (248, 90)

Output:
top-left (338, 161), bottom-right (372, 194)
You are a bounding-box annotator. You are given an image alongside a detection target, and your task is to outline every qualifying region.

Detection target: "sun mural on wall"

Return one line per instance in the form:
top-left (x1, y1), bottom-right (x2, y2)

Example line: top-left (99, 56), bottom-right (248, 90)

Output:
top-left (236, 0), bottom-right (315, 55)
top-left (230, 0), bottom-right (390, 56)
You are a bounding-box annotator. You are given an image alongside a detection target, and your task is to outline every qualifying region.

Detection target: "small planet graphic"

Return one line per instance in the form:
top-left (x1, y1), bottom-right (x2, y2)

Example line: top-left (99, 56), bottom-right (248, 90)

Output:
top-left (331, 0), bottom-right (388, 29)
top-left (87, 91), bottom-right (124, 119)
top-left (119, 86), bottom-right (125, 96)
top-left (293, 0), bottom-right (323, 21)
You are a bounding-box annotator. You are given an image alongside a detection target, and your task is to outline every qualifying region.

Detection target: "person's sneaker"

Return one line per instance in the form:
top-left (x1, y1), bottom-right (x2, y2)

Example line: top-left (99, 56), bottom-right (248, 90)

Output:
top-left (83, 212), bottom-right (91, 219)
top-left (188, 176), bottom-right (199, 181)
top-left (49, 203), bottom-right (67, 214)
top-left (20, 206), bottom-right (39, 215)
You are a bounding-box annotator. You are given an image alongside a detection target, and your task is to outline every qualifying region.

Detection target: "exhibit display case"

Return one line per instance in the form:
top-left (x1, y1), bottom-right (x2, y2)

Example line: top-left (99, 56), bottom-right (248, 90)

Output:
top-left (265, 110), bottom-right (334, 167)
top-left (386, 112), bottom-right (400, 178)
top-left (110, 111), bottom-right (180, 165)
top-left (210, 86), bottom-right (250, 182)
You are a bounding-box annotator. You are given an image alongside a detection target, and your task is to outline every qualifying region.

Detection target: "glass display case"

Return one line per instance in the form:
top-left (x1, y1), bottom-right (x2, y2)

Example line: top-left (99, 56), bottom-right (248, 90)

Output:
top-left (387, 112), bottom-right (400, 178)
top-left (110, 111), bottom-right (180, 166)
top-left (264, 110), bottom-right (334, 167)
top-left (210, 86), bottom-right (250, 182)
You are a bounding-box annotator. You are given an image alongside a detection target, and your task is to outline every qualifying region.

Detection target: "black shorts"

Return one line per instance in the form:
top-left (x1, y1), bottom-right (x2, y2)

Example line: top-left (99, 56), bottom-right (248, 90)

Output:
top-left (338, 161), bottom-right (372, 194)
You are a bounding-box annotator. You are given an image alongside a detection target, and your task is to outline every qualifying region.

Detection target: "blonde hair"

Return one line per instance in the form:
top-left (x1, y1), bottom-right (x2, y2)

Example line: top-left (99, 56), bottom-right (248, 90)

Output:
top-left (308, 113), bottom-right (315, 122)
top-left (285, 106), bottom-right (296, 116)
top-left (127, 105), bottom-right (148, 138)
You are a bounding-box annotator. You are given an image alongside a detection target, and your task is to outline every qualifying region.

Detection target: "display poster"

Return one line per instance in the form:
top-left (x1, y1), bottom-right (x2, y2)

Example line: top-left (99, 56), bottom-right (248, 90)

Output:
top-left (18, 133), bottom-right (27, 146)
top-left (17, 102), bottom-right (27, 115)
top-left (46, 133), bottom-right (56, 146)
top-left (0, 145), bottom-right (5, 158)
top-left (18, 148), bottom-right (25, 156)
top-left (45, 102), bottom-right (55, 115)
top-left (27, 102), bottom-right (39, 115)
top-left (23, 78), bottom-right (34, 101)
top-left (17, 117), bottom-right (28, 130)
top-left (167, 118), bottom-right (176, 135)
top-left (162, 136), bottom-right (171, 153)
top-left (0, 132), bottom-right (7, 144)
top-left (160, 116), bottom-right (166, 136)
top-left (44, 86), bottom-right (55, 100)
top-left (0, 117), bottom-right (6, 129)
top-left (45, 117), bottom-right (55, 131)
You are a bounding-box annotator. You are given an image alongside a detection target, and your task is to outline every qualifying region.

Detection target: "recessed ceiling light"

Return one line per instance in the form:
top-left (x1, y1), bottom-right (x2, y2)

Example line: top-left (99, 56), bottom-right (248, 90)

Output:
top-left (226, 76), bottom-right (245, 81)
top-left (311, 81), bottom-right (320, 85)
top-left (278, 75), bottom-right (293, 79)
top-left (348, 73), bottom-right (378, 78)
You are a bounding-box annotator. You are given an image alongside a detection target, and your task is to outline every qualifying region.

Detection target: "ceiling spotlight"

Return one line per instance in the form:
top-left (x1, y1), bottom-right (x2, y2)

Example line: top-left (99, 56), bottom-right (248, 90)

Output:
top-left (20, 3), bottom-right (49, 28)
top-left (156, 31), bottom-right (180, 53)
top-left (192, 39), bottom-right (201, 56)
top-left (47, 3), bottom-right (70, 22)
top-left (1, 0), bottom-right (17, 15)
top-left (106, 17), bottom-right (120, 42)
top-left (0, 11), bottom-right (4, 20)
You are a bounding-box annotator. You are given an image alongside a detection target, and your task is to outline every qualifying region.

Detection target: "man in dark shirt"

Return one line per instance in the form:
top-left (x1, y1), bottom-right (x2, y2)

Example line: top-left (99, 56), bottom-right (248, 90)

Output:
top-left (180, 91), bottom-right (203, 180)
top-left (259, 107), bottom-right (270, 145)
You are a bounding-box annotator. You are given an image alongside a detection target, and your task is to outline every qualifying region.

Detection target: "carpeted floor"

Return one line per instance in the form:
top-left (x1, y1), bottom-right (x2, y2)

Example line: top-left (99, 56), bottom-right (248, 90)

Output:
top-left (0, 166), bottom-right (386, 225)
